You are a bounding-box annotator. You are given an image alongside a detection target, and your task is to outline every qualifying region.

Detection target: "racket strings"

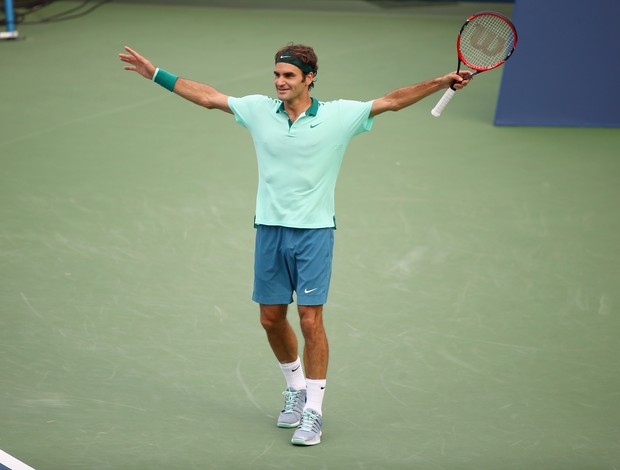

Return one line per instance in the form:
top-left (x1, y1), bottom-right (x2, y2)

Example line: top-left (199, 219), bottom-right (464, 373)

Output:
top-left (459, 14), bottom-right (516, 70)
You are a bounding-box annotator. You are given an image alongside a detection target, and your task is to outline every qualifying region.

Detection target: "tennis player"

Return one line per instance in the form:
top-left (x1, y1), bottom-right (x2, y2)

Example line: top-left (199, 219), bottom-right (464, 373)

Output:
top-left (119, 44), bottom-right (470, 446)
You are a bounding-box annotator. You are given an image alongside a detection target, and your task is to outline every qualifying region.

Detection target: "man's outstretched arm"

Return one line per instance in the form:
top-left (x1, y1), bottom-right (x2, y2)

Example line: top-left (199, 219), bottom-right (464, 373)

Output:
top-left (119, 46), bottom-right (232, 114)
top-left (369, 71), bottom-right (471, 117)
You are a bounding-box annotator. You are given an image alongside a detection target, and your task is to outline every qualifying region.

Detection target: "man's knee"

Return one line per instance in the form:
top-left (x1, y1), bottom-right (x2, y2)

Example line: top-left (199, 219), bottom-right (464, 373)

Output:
top-left (298, 305), bottom-right (324, 336)
top-left (259, 304), bottom-right (288, 331)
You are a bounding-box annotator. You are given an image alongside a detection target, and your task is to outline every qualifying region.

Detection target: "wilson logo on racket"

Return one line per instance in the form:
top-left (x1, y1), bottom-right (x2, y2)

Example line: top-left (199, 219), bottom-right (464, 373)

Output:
top-left (469, 24), bottom-right (507, 57)
top-left (431, 11), bottom-right (518, 118)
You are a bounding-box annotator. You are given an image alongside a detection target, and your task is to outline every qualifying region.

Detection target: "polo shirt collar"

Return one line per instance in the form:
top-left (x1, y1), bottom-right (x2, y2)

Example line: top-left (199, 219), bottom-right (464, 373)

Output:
top-left (276, 97), bottom-right (319, 116)
top-left (306, 97), bottom-right (319, 116)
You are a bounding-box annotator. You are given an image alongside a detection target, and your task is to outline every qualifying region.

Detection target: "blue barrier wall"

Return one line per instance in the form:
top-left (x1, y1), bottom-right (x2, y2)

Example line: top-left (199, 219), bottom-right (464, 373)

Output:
top-left (495, 0), bottom-right (620, 127)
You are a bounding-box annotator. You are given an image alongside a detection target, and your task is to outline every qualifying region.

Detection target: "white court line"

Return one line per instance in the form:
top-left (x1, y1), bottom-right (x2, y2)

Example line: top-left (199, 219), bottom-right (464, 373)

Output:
top-left (1, 95), bottom-right (166, 147)
top-left (1, 67), bottom-right (272, 149)
top-left (0, 449), bottom-right (36, 470)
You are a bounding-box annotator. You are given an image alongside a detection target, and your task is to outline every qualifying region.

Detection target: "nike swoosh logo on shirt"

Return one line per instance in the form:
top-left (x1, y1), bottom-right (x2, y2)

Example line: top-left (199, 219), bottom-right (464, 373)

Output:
top-left (310, 123), bottom-right (322, 128)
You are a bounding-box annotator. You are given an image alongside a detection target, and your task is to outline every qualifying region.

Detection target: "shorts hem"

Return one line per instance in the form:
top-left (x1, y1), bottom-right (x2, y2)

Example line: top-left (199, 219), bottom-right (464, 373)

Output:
top-left (252, 294), bottom-right (294, 305)
top-left (296, 295), bottom-right (328, 306)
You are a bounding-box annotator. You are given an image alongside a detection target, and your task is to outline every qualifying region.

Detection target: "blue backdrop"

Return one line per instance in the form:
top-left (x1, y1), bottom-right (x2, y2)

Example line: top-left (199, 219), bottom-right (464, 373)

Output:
top-left (495, 0), bottom-right (620, 127)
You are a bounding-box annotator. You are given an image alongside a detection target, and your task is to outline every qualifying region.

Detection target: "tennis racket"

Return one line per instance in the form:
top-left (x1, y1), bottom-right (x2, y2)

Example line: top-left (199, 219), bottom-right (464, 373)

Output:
top-left (431, 11), bottom-right (518, 117)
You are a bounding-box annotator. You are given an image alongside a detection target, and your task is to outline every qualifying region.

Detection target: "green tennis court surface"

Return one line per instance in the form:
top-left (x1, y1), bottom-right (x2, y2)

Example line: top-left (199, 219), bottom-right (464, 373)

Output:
top-left (2, 1), bottom-right (619, 468)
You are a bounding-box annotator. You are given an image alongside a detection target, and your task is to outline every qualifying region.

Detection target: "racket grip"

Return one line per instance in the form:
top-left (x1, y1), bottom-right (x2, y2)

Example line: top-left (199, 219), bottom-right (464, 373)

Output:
top-left (431, 88), bottom-right (456, 117)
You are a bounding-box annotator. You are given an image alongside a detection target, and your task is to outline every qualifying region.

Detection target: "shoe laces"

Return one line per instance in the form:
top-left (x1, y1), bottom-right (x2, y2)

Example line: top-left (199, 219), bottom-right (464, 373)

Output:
top-left (282, 389), bottom-right (302, 413)
top-left (298, 410), bottom-right (321, 432)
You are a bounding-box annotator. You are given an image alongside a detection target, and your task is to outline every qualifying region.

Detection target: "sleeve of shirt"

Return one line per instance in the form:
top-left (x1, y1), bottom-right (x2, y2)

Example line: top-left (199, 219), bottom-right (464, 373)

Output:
top-left (337, 99), bottom-right (375, 137)
top-left (228, 95), bottom-right (272, 129)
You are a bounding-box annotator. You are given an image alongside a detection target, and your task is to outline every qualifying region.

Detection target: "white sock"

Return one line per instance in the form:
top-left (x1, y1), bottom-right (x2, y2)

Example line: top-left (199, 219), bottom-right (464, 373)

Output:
top-left (279, 357), bottom-right (306, 391)
top-left (304, 378), bottom-right (326, 415)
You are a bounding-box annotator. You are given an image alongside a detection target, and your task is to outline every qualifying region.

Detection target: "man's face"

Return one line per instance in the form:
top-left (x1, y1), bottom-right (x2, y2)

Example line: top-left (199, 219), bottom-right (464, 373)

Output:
top-left (273, 62), bottom-right (312, 102)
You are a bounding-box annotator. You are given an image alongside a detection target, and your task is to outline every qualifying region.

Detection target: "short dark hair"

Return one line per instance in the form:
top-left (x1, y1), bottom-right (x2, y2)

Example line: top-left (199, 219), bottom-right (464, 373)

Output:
top-left (274, 43), bottom-right (319, 90)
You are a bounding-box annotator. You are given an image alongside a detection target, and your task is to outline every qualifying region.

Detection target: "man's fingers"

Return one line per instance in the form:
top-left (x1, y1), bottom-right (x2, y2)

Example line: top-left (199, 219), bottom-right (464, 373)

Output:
top-left (124, 46), bottom-right (144, 62)
top-left (120, 46), bottom-right (154, 78)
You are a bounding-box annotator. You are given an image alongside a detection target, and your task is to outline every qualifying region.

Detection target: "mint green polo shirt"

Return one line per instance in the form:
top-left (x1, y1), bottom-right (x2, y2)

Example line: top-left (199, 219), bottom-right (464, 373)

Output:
top-left (228, 95), bottom-right (374, 228)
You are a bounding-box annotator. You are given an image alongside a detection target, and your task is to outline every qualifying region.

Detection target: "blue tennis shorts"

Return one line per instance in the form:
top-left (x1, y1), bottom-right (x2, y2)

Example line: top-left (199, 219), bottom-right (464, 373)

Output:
top-left (252, 225), bottom-right (335, 306)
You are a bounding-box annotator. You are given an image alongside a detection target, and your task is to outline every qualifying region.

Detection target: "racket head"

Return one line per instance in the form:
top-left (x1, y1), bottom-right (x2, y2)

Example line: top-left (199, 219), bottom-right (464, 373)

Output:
top-left (456, 11), bottom-right (517, 72)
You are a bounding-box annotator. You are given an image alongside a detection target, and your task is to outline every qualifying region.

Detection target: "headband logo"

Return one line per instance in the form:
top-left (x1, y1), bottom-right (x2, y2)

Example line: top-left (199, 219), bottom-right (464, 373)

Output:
top-left (276, 51), bottom-right (315, 74)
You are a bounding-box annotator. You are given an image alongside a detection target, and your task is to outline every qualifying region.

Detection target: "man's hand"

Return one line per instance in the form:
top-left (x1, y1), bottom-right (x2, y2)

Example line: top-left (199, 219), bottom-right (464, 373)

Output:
top-left (444, 70), bottom-right (472, 90)
top-left (119, 46), bottom-right (156, 80)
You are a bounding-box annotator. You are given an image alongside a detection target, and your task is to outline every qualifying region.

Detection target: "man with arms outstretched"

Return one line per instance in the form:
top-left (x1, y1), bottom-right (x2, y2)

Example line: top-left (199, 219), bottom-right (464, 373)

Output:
top-left (119, 43), bottom-right (470, 446)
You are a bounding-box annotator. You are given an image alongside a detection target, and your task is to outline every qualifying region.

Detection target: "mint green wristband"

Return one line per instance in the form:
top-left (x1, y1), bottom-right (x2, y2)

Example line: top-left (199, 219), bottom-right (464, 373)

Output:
top-left (153, 67), bottom-right (178, 92)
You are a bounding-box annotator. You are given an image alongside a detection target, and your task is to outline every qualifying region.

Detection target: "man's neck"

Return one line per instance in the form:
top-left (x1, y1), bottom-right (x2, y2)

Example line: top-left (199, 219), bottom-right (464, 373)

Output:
top-left (284, 95), bottom-right (312, 123)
